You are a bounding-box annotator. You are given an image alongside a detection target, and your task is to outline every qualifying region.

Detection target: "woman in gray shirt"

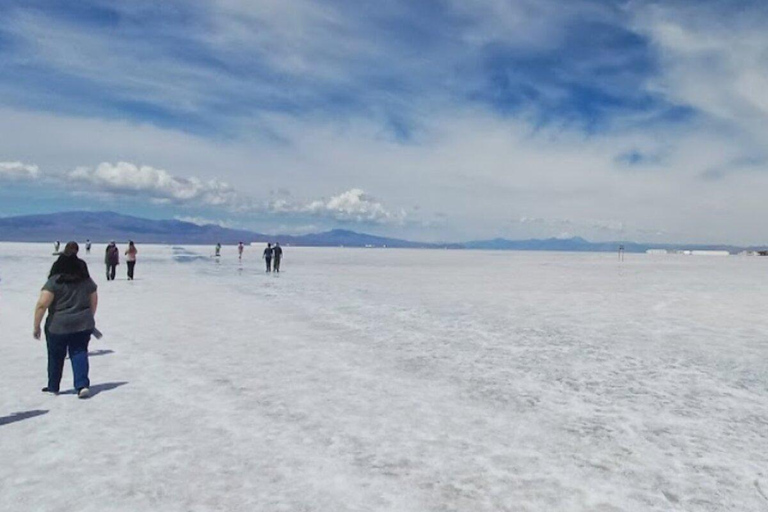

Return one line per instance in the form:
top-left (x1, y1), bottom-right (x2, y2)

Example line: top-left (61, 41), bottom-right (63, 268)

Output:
top-left (33, 242), bottom-right (98, 399)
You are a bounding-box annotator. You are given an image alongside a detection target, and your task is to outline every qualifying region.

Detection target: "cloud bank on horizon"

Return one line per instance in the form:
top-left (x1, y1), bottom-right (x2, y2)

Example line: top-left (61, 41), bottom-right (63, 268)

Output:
top-left (0, 0), bottom-right (767, 243)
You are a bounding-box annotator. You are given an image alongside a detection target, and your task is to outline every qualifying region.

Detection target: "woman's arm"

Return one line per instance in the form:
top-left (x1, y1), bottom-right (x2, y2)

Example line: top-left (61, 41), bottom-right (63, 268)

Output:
top-left (90, 291), bottom-right (98, 317)
top-left (33, 290), bottom-right (54, 339)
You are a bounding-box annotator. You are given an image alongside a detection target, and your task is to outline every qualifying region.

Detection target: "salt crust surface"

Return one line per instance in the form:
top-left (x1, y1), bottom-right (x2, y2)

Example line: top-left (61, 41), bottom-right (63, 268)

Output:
top-left (1, 243), bottom-right (767, 511)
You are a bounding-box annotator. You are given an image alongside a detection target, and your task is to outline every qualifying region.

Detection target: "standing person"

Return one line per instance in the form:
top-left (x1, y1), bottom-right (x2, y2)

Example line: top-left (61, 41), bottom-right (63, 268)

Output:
top-left (273, 242), bottom-right (283, 272)
top-left (105, 241), bottom-right (119, 281)
top-left (54, 240), bottom-right (61, 253)
top-left (215, 243), bottom-right (221, 258)
top-left (125, 241), bottom-right (138, 280)
top-left (33, 241), bottom-right (98, 399)
top-left (85, 239), bottom-right (92, 254)
top-left (238, 242), bottom-right (244, 261)
top-left (263, 243), bottom-right (273, 272)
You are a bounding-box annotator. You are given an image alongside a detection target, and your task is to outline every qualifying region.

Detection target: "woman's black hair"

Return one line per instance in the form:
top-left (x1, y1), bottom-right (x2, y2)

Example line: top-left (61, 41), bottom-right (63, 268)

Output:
top-left (49, 253), bottom-right (90, 283)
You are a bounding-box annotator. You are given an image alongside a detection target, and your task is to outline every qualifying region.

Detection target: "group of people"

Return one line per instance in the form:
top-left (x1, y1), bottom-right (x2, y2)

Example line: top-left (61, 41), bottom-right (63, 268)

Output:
top-left (217, 242), bottom-right (284, 272)
top-left (36, 239), bottom-right (137, 398)
top-left (55, 239), bottom-right (138, 280)
top-left (262, 242), bottom-right (283, 272)
top-left (34, 238), bottom-right (285, 399)
top-left (105, 241), bottom-right (138, 281)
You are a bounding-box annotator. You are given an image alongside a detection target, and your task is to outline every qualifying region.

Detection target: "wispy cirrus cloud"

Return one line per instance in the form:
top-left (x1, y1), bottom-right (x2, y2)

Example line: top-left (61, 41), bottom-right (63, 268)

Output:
top-left (0, 0), bottom-right (662, 134)
top-left (633, 2), bottom-right (768, 134)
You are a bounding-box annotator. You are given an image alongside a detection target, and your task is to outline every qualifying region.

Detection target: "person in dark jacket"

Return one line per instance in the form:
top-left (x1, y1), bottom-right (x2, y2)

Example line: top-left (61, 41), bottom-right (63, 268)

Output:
top-left (105, 241), bottom-right (119, 281)
top-left (272, 242), bottom-right (283, 272)
top-left (263, 243), bottom-right (273, 272)
top-left (34, 242), bottom-right (98, 398)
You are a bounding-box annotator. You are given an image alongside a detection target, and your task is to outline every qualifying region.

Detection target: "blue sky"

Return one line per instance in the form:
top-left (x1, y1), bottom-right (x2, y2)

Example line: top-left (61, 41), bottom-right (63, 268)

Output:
top-left (1, 0), bottom-right (768, 243)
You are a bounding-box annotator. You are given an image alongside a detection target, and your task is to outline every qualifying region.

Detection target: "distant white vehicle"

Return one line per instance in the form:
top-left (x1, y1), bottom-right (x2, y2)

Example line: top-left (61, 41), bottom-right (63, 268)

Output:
top-left (646, 249), bottom-right (668, 255)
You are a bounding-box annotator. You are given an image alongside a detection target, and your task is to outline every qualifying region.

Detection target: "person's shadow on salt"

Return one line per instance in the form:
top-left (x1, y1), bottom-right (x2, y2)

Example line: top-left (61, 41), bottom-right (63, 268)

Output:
top-left (61, 381), bottom-right (128, 398)
top-left (0, 410), bottom-right (49, 427)
top-left (88, 349), bottom-right (115, 357)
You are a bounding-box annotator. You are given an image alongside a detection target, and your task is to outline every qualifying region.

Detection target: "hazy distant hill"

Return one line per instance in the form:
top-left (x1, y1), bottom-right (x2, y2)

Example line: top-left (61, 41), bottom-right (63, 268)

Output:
top-left (0, 211), bottom-right (260, 244)
top-left (466, 236), bottom-right (648, 252)
top-left (0, 211), bottom-right (455, 248)
top-left (286, 229), bottom-right (461, 249)
top-left (0, 211), bottom-right (762, 252)
top-left (465, 236), bottom-right (754, 253)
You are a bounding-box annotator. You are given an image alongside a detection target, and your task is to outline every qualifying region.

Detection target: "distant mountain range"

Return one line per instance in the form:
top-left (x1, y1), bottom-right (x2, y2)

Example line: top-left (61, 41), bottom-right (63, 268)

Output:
top-left (0, 211), bottom-right (457, 248)
top-left (0, 211), bottom-right (763, 253)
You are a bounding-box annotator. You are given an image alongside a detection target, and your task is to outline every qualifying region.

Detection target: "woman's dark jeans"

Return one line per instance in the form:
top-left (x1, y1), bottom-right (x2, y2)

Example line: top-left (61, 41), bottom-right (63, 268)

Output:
top-left (127, 261), bottom-right (136, 280)
top-left (46, 329), bottom-right (91, 392)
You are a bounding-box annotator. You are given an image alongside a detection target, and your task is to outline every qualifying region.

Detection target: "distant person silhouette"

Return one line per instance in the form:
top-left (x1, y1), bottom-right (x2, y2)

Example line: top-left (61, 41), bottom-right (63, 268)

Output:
top-left (273, 242), bottom-right (283, 272)
top-left (54, 240), bottom-right (60, 253)
top-left (125, 241), bottom-right (138, 280)
top-left (215, 243), bottom-right (221, 258)
top-left (238, 242), bottom-right (244, 261)
top-left (85, 239), bottom-right (92, 254)
top-left (105, 241), bottom-right (119, 281)
top-left (263, 243), bottom-right (273, 272)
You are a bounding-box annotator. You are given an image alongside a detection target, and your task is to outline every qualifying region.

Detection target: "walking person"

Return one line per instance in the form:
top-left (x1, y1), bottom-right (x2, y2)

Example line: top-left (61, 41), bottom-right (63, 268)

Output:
top-left (263, 243), bottom-right (273, 272)
top-left (238, 241), bottom-right (244, 261)
top-left (33, 241), bottom-right (98, 399)
top-left (273, 242), bottom-right (283, 272)
top-left (85, 239), bottom-right (92, 254)
top-left (215, 243), bottom-right (221, 258)
top-left (125, 241), bottom-right (138, 280)
top-left (54, 240), bottom-right (60, 253)
top-left (105, 241), bottom-right (119, 281)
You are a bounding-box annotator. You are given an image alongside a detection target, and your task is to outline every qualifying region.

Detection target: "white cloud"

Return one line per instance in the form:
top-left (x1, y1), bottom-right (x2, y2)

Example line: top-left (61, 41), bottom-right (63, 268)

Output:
top-left (68, 162), bottom-right (237, 206)
top-left (0, 161), bottom-right (40, 180)
top-left (267, 188), bottom-right (406, 225)
top-left (174, 216), bottom-right (233, 228)
top-left (305, 189), bottom-right (405, 224)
